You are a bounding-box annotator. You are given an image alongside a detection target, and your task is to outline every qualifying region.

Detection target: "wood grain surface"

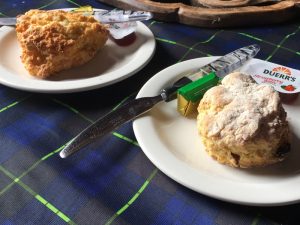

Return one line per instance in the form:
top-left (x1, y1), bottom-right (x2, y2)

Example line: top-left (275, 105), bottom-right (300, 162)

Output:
top-left (97, 0), bottom-right (300, 27)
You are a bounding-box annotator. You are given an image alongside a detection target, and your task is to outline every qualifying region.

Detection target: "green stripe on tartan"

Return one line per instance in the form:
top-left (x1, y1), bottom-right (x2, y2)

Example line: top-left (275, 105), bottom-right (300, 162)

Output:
top-left (42, 145), bottom-right (65, 160)
top-left (251, 213), bottom-right (261, 225)
top-left (156, 37), bottom-right (211, 56)
top-left (111, 94), bottom-right (135, 111)
top-left (0, 101), bottom-right (19, 113)
top-left (155, 37), bottom-right (177, 45)
top-left (202, 30), bottom-right (224, 44)
top-left (265, 25), bottom-right (300, 61)
top-left (178, 30), bottom-right (224, 62)
top-left (238, 32), bottom-right (263, 41)
top-left (0, 144), bottom-right (65, 198)
top-left (149, 21), bottom-right (162, 28)
top-left (0, 165), bottom-right (76, 224)
top-left (0, 95), bottom-right (31, 113)
top-left (36, 195), bottom-right (48, 205)
top-left (52, 98), bottom-right (93, 123)
top-left (52, 94), bottom-right (139, 147)
top-left (127, 193), bottom-right (139, 205)
top-left (66, 0), bottom-right (81, 7)
top-left (0, 93), bottom-right (137, 201)
top-left (239, 30), bottom-right (300, 59)
top-left (0, 12), bottom-right (9, 17)
top-left (0, 144), bottom-right (65, 193)
top-left (112, 132), bottom-right (139, 147)
top-left (104, 168), bottom-right (158, 225)
top-left (38, 0), bottom-right (59, 9)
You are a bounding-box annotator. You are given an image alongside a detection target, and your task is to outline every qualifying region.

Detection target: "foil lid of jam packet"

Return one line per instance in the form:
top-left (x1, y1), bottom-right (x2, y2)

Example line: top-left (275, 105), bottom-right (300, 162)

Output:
top-left (96, 10), bottom-right (152, 39)
top-left (240, 58), bottom-right (300, 94)
top-left (94, 10), bottom-right (152, 24)
top-left (72, 7), bottom-right (153, 39)
top-left (108, 22), bottom-right (138, 39)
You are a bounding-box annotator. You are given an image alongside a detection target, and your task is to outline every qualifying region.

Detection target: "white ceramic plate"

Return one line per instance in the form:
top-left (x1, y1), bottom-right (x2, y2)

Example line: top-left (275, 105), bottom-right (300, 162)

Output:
top-left (0, 9), bottom-right (155, 93)
top-left (133, 57), bottom-right (300, 206)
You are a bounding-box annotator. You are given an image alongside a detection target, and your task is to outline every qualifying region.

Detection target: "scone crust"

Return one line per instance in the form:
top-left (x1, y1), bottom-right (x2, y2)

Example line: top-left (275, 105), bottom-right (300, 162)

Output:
top-left (197, 72), bottom-right (290, 168)
top-left (16, 9), bottom-right (109, 78)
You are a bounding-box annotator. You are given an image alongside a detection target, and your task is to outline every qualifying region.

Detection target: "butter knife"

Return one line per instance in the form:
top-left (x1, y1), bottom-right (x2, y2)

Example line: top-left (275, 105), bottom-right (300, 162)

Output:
top-left (0, 10), bottom-right (153, 26)
top-left (59, 44), bottom-right (260, 158)
top-left (0, 18), bottom-right (17, 26)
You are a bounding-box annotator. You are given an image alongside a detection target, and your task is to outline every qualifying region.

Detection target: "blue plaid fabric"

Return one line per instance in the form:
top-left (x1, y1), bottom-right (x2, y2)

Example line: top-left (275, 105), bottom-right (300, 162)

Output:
top-left (0, 0), bottom-right (300, 224)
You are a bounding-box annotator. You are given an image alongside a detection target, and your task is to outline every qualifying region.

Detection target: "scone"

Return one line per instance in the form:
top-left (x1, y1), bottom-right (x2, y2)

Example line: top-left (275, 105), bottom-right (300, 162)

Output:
top-left (15, 9), bottom-right (109, 78)
top-left (197, 72), bottom-right (290, 168)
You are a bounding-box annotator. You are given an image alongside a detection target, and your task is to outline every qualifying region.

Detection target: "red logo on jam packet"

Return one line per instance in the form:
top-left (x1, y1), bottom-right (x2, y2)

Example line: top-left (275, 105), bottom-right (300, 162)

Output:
top-left (273, 66), bottom-right (291, 76)
top-left (240, 59), bottom-right (300, 94)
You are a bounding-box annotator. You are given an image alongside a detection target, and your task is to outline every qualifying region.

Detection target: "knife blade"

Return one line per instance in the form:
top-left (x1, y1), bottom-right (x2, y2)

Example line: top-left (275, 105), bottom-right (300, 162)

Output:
top-left (0, 18), bottom-right (17, 26)
top-left (59, 44), bottom-right (260, 158)
top-left (0, 10), bottom-right (153, 26)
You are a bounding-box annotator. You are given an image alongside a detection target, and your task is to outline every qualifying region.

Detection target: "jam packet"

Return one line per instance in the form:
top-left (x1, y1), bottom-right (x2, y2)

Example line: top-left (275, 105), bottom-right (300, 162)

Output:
top-left (240, 59), bottom-right (300, 103)
top-left (72, 6), bottom-right (153, 40)
top-left (95, 9), bottom-right (152, 40)
top-left (108, 21), bottom-right (137, 40)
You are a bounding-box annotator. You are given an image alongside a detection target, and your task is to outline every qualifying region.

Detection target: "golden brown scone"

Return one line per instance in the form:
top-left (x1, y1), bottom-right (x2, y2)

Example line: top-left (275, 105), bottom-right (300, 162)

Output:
top-left (197, 72), bottom-right (290, 168)
top-left (15, 9), bottom-right (109, 78)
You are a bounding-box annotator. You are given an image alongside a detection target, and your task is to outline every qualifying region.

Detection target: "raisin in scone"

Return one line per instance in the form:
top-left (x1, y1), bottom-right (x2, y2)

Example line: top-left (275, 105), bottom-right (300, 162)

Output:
top-left (16, 9), bottom-right (109, 78)
top-left (197, 72), bottom-right (290, 168)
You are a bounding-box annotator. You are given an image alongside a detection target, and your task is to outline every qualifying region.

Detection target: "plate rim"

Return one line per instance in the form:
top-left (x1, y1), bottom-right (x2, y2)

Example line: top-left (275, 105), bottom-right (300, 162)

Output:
top-left (0, 8), bottom-right (156, 93)
top-left (133, 56), bottom-right (300, 206)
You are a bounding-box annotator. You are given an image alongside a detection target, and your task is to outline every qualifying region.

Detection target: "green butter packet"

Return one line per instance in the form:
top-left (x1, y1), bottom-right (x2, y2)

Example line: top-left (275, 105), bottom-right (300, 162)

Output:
top-left (177, 72), bottom-right (219, 117)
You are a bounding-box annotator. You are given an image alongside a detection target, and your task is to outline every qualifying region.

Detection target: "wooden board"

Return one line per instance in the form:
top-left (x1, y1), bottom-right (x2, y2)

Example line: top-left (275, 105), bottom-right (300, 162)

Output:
top-left (97, 0), bottom-right (300, 28)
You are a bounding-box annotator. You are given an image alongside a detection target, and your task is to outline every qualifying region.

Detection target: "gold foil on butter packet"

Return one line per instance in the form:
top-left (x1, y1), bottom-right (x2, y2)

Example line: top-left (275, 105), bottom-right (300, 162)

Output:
top-left (177, 94), bottom-right (199, 117)
top-left (71, 5), bottom-right (94, 15)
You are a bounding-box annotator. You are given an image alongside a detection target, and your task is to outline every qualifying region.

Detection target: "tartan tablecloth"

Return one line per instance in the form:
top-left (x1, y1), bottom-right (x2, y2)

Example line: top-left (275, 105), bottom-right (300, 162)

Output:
top-left (1, 0), bottom-right (300, 224)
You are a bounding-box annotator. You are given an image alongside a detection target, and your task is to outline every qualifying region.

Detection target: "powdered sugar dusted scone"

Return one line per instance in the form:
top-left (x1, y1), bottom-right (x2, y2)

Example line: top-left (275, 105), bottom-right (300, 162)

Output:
top-left (197, 72), bottom-right (290, 168)
top-left (16, 9), bottom-right (109, 78)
